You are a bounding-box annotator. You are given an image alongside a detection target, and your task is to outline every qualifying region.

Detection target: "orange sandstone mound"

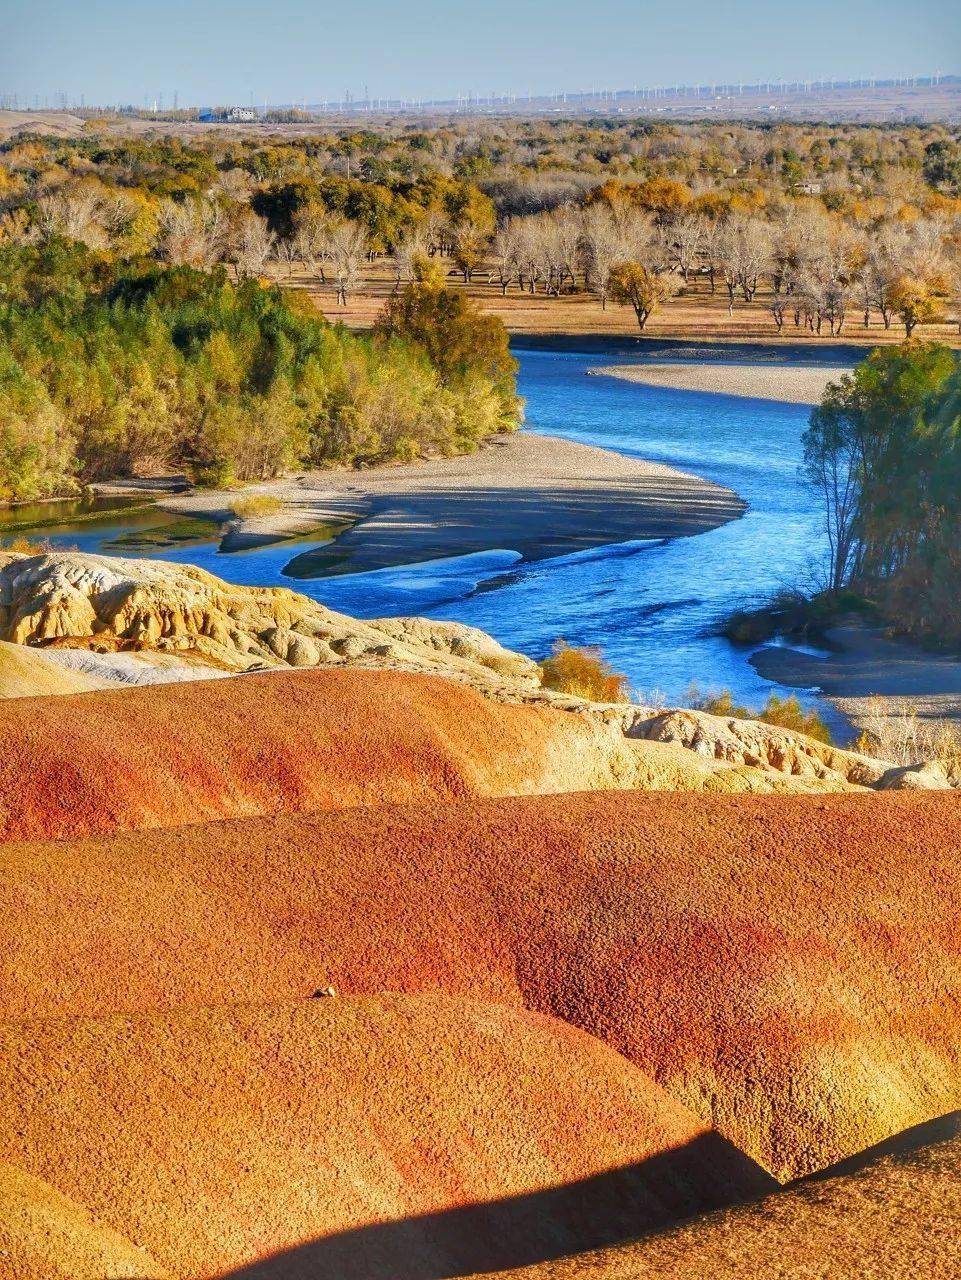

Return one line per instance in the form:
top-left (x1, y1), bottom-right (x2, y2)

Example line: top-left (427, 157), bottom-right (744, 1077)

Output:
top-left (0, 1164), bottom-right (167, 1280)
top-left (467, 1114), bottom-right (961, 1280)
top-left (4, 790), bottom-right (961, 1180)
top-left (0, 995), bottom-right (772, 1280)
top-left (0, 666), bottom-right (735, 844)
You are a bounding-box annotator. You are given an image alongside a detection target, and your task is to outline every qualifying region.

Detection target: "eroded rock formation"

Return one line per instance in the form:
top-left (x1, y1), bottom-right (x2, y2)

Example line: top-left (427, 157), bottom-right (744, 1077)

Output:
top-left (0, 550), bottom-right (537, 688)
top-left (0, 549), bottom-right (944, 795)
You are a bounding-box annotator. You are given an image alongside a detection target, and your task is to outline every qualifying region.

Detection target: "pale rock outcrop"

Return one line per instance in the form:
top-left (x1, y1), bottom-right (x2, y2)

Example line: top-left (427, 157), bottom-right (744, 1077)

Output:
top-left (0, 641), bottom-right (116, 699)
top-left (0, 550), bottom-right (538, 692)
top-left (0, 549), bottom-right (951, 794)
top-left (876, 759), bottom-right (954, 791)
top-left (622, 707), bottom-right (890, 789)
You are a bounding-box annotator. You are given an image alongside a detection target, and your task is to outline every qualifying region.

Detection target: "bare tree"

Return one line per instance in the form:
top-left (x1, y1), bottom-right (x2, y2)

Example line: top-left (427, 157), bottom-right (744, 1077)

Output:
top-left (669, 211), bottom-right (706, 283)
top-left (232, 212), bottom-right (275, 280)
top-left (35, 184), bottom-right (107, 249)
top-left (421, 209), bottom-right (450, 257)
top-left (536, 213), bottom-right (569, 295)
top-left (581, 205), bottom-right (631, 309)
top-left (274, 230), bottom-right (299, 277)
top-left (393, 224), bottom-right (432, 289)
top-left (551, 207), bottom-right (583, 292)
top-left (904, 216), bottom-right (950, 282)
top-left (328, 219), bottom-right (368, 305)
top-left (293, 207), bottom-right (331, 283)
top-left (99, 190), bottom-right (141, 245)
top-left (700, 216), bottom-right (723, 294)
top-left (489, 219), bottom-right (522, 295)
top-left (210, 167), bottom-right (254, 204)
top-left (515, 217), bottom-right (545, 294)
top-left (158, 198), bottom-right (225, 267)
top-left (856, 230), bottom-right (900, 330)
top-left (717, 214), bottom-right (772, 314)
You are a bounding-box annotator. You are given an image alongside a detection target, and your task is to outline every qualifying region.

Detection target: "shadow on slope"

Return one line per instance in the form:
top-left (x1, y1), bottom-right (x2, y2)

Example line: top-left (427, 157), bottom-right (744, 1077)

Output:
top-left (456, 1110), bottom-right (961, 1280)
top-left (219, 1138), bottom-right (769, 1280)
top-left (0, 995), bottom-right (773, 1279)
top-left (798, 1107), bottom-right (961, 1183)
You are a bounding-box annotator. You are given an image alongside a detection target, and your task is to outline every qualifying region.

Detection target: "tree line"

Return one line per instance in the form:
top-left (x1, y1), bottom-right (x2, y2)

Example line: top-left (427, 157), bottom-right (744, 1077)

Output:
top-left (1, 124), bottom-right (958, 332)
top-left (482, 187), bottom-right (960, 335)
top-left (0, 241), bottom-right (520, 503)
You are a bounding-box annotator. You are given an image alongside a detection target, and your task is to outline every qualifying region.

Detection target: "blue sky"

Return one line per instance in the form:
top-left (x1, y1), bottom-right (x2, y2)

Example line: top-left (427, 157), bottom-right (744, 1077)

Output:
top-left (1, 0), bottom-right (958, 107)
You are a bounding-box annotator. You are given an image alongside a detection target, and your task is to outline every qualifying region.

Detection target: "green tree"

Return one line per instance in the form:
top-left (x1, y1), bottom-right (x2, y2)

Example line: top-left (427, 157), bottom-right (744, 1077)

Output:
top-left (804, 344), bottom-right (961, 636)
top-left (375, 277), bottom-right (521, 429)
top-left (923, 139), bottom-right (961, 194)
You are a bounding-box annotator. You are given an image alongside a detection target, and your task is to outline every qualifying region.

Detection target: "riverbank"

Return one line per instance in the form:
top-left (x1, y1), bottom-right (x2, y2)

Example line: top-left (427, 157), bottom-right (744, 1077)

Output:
top-left (589, 362), bottom-right (850, 405)
top-left (158, 431), bottom-right (746, 576)
top-left (751, 624), bottom-right (961, 732)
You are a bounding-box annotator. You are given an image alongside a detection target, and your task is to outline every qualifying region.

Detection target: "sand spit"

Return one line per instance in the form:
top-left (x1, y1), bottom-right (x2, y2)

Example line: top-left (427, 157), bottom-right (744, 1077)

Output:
top-left (0, 996), bottom-right (772, 1280)
top-left (590, 362), bottom-right (849, 405)
top-left (162, 431), bottom-right (745, 573)
top-left (5, 789), bottom-right (961, 1180)
top-left (752, 623), bottom-right (961, 732)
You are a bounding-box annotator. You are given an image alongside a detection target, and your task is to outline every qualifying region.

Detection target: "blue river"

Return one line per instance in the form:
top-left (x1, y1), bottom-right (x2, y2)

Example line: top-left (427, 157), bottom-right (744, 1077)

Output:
top-left (18, 339), bottom-right (863, 716)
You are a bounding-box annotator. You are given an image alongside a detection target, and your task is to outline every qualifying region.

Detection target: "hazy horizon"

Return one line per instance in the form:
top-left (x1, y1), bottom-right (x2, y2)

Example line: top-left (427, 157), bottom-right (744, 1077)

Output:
top-left (1, 0), bottom-right (959, 109)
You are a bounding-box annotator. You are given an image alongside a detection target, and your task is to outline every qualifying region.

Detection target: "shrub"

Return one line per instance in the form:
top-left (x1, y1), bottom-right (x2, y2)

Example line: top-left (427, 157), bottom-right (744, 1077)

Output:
top-left (374, 278), bottom-right (522, 432)
top-left (720, 588), bottom-right (879, 646)
top-left (2, 534), bottom-right (52, 555)
top-left (0, 244), bottom-right (522, 499)
top-left (228, 493), bottom-right (284, 519)
top-left (853, 696), bottom-right (961, 774)
top-left (691, 686), bottom-right (833, 744)
top-left (756, 692), bottom-right (833, 743)
top-left (0, 370), bottom-right (78, 503)
top-left (539, 641), bottom-right (631, 703)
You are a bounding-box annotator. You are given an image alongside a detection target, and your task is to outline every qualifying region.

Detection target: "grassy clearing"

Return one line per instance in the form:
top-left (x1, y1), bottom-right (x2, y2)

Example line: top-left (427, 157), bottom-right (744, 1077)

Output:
top-left (106, 517), bottom-right (220, 550)
top-left (853, 697), bottom-right (961, 775)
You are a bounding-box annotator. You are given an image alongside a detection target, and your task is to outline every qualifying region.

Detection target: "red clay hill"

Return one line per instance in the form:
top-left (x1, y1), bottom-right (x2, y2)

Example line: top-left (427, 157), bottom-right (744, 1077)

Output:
top-left (0, 662), bottom-right (924, 847)
top-left (5, 788), bottom-right (961, 1183)
top-left (1, 560), bottom-right (958, 1276)
top-left (0, 667), bottom-right (701, 843)
top-left (0, 995), bottom-right (773, 1280)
